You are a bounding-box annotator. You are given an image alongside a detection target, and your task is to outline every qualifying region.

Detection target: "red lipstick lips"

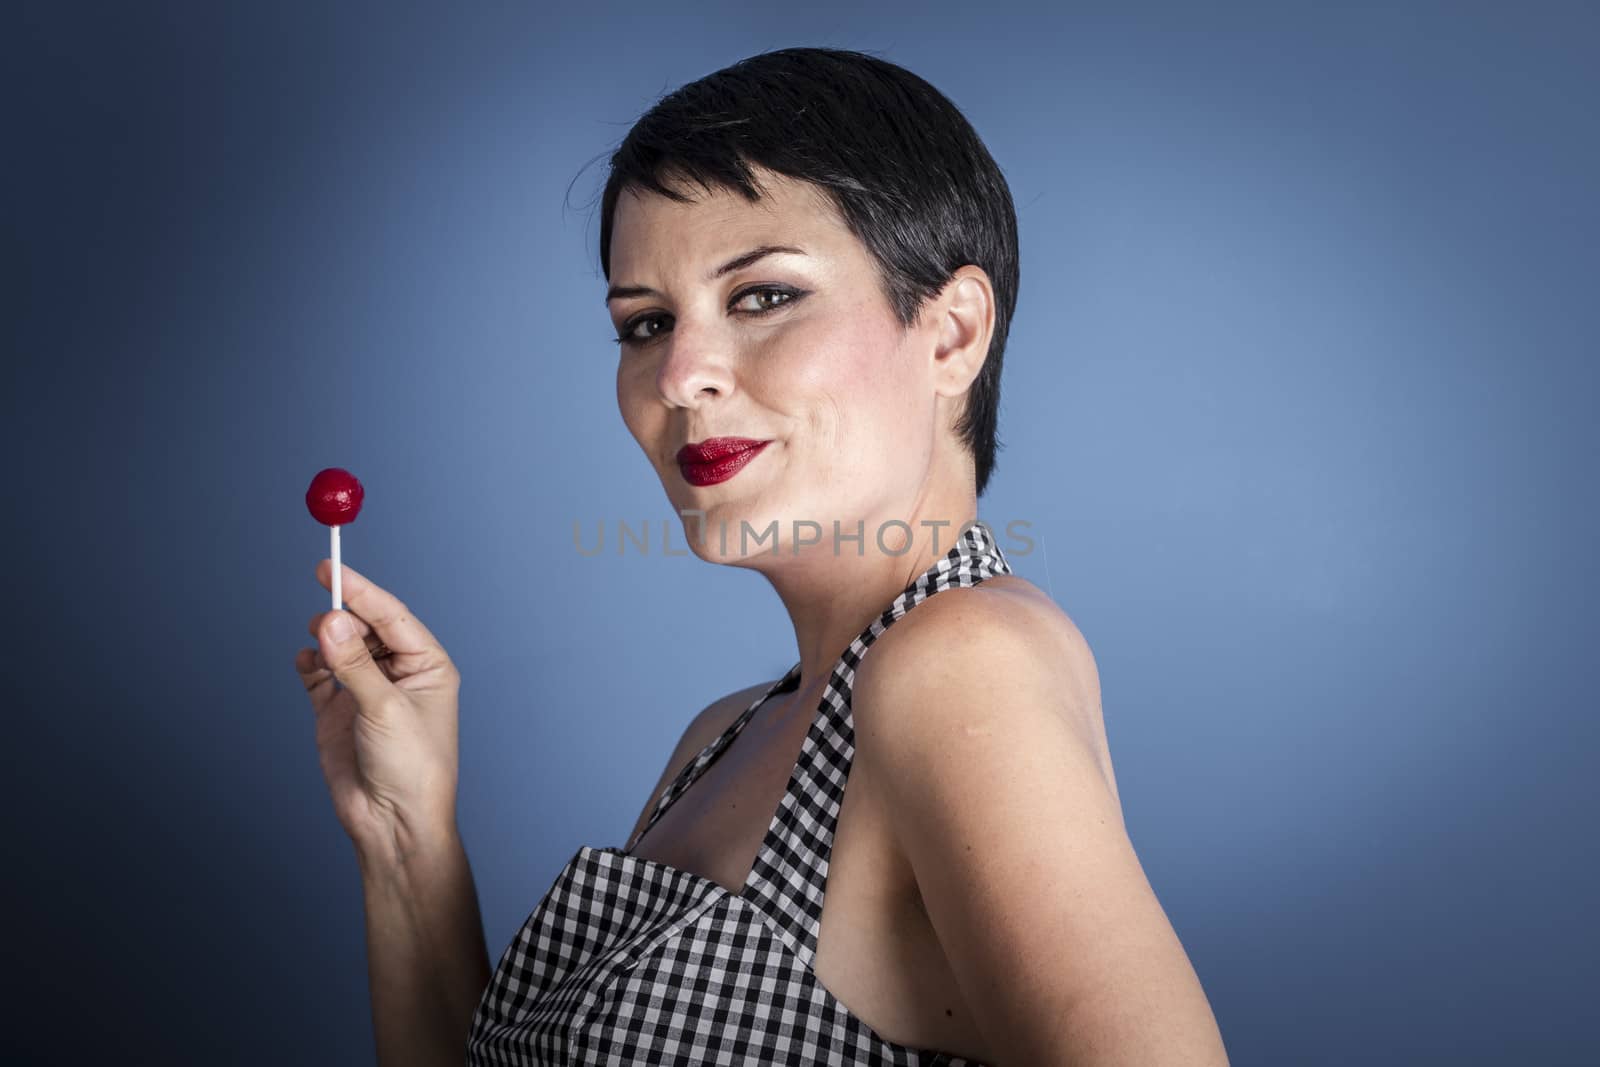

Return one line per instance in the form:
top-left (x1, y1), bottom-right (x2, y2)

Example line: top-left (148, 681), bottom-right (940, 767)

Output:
top-left (676, 437), bottom-right (771, 487)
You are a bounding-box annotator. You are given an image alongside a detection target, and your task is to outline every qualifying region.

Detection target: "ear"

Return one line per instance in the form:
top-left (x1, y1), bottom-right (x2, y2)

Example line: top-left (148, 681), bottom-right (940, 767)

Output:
top-left (929, 266), bottom-right (996, 401)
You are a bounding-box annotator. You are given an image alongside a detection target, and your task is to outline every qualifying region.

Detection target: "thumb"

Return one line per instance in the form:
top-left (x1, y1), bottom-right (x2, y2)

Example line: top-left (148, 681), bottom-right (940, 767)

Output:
top-left (321, 611), bottom-right (391, 705)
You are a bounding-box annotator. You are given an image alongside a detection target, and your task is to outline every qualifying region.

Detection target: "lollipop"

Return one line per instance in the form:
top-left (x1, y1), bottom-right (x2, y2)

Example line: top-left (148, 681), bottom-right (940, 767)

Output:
top-left (305, 467), bottom-right (365, 611)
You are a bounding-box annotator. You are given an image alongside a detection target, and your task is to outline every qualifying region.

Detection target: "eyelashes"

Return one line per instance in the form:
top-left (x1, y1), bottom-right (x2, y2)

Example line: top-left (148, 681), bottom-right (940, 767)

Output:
top-left (612, 285), bottom-right (808, 347)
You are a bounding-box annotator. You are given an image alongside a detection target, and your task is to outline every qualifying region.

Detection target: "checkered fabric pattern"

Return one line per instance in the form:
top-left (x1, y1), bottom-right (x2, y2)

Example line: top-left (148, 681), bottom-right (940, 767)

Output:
top-left (467, 521), bottom-right (1013, 1065)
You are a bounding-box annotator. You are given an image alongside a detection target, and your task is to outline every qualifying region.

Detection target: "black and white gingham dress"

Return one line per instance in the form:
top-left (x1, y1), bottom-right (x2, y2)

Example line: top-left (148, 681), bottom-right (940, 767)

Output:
top-left (467, 520), bottom-right (1012, 1065)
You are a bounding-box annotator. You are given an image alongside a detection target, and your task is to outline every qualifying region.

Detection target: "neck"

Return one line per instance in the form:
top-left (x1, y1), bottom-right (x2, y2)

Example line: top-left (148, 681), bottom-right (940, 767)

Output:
top-left (754, 488), bottom-right (981, 704)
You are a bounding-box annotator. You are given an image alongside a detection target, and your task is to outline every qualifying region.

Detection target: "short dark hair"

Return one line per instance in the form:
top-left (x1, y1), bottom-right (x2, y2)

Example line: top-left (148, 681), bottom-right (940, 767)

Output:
top-left (595, 47), bottom-right (1020, 497)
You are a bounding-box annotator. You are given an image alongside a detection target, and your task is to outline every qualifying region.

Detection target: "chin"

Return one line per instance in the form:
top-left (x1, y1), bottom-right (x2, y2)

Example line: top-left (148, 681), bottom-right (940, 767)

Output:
top-left (666, 486), bottom-right (817, 566)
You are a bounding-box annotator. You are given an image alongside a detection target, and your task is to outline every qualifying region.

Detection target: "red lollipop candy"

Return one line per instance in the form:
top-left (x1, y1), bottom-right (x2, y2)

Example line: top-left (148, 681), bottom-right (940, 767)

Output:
top-left (306, 467), bottom-right (365, 610)
top-left (306, 467), bottom-right (365, 526)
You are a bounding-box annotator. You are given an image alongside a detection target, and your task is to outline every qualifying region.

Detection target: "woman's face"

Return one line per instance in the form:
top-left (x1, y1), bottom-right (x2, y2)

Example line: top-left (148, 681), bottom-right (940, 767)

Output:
top-left (607, 169), bottom-right (954, 564)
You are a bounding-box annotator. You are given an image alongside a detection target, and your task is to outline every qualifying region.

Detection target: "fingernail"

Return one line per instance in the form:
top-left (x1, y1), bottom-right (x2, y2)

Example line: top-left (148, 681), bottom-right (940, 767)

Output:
top-left (328, 613), bottom-right (356, 644)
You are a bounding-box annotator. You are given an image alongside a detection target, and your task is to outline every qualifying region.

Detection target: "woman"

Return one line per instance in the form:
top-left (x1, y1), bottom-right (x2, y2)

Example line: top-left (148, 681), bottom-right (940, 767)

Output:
top-left (295, 47), bottom-right (1230, 1066)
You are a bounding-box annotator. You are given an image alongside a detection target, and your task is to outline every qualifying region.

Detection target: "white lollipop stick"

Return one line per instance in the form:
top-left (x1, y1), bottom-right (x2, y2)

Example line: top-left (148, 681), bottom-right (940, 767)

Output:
top-left (331, 524), bottom-right (342, 612)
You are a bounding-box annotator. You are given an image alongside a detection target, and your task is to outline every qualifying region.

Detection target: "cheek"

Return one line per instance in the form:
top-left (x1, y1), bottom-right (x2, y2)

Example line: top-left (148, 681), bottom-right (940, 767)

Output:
top-left (789, 318), bottom-right (913, 445)
top-left (780, 344), bottom-right (860, 451)
top-left (769, 325), bottom-right (916, 501)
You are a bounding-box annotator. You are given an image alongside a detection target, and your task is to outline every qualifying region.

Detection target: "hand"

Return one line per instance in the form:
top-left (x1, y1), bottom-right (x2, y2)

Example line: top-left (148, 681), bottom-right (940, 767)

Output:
top-left (293, 560), bottom-right (462, 861)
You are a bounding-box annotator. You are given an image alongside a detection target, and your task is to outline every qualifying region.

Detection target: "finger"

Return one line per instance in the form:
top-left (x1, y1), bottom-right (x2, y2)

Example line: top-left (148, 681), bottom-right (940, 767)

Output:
top-left (308, 610), bottom-right (373, 643)
top-left (301, 666), bottom-right (334, 694)
top-left (298, 645), bottom-right (333, 679)
top-left (306, 613), bottom-right (394, 666)
top-left (305, 643), bottom-right (398, 681)
top-left (294, 648), bottom-right (339, 713)
top-left (307, 617), bottom-right (405, 680)
top-left (314, 559), bottom-right (447, 665)
top-left (318, 609), bottom-right (396, 710)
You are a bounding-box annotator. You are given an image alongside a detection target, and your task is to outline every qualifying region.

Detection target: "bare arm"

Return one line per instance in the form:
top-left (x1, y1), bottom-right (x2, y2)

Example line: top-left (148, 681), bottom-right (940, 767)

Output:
top-left (293, 561), bottom-right (491, 1065)
top-left (357, 822), bottom-right (493, 1067)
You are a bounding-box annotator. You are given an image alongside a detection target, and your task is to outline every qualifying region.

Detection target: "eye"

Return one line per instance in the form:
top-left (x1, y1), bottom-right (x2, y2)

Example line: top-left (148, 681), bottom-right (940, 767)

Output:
top-left (614, 313), bottom-right (671, 346)
top-left (612, 285), bottom-right (806, 348)
top-left (731, 286), bottom-right (799, 314)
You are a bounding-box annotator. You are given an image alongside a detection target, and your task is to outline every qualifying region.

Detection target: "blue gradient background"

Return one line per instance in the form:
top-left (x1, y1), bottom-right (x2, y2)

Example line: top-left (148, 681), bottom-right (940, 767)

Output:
top-left (7, 2), bottom-right (1596, 1063)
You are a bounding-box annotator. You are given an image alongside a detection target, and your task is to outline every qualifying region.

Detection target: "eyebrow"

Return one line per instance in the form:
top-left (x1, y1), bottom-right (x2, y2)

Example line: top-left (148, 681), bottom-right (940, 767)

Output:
top-left (604, 245), bottom-right (808, 305)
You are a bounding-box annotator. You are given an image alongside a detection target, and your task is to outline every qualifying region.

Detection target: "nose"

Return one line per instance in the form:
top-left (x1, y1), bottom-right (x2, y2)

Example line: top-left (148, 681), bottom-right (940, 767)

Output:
top-left (655, 318), bottom-right (735, 409)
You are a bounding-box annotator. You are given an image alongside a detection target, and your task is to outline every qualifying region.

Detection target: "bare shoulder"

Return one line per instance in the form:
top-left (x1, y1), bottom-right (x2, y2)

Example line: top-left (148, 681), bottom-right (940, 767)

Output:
top-left (850, 578), bottom-right (1229, 1063)
top-left (624, 676), bottom-right (784, 848)
top-left (856, 574), bottom-right (1105, 756)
